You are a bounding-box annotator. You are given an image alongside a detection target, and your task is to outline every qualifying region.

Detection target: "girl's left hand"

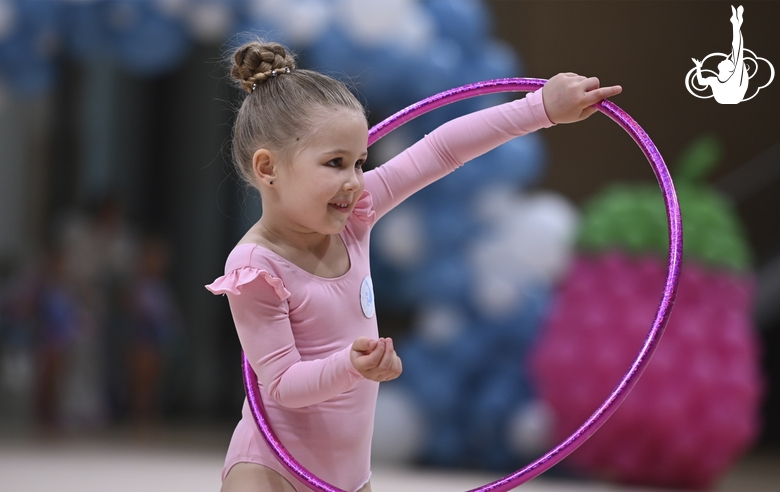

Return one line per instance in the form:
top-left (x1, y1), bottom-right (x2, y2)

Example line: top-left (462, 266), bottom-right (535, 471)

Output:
top-left (542, 72), bottom-right (622, 124)
top-left (350, 337), bottom-right (403, 382)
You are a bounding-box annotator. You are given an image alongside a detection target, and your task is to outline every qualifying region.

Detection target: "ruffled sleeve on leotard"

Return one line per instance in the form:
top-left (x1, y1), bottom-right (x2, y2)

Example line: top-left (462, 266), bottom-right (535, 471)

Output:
top-left (206, 267), bottom-right (291, 301)
top-left (351, 190), bottom-right (377, 227)
top-left (206, 251), bottom-right (363, 408)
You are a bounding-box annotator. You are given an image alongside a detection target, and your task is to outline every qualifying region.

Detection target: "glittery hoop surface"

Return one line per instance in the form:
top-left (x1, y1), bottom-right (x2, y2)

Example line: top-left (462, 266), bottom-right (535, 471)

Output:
top-left (242, 78), bottom-right (683, 492)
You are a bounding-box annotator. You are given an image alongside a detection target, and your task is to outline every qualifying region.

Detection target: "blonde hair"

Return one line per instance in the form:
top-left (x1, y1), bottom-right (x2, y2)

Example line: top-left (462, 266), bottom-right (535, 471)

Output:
top-left (228, 40), bottom-right (367, 187)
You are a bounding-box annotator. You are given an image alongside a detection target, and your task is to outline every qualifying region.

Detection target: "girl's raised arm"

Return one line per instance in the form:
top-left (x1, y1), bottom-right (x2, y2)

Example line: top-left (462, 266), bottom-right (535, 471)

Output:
top-left (364, 73), bottom-right (620, 220)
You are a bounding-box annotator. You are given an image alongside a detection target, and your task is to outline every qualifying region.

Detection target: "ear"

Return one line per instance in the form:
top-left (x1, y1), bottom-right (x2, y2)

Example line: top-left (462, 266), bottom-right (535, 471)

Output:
top-left (252, 148), bottom-right (276, 187)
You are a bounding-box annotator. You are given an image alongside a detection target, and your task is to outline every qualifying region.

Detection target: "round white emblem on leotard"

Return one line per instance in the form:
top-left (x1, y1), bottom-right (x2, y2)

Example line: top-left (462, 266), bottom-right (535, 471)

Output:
top-left (360, 275), bottom-right (375, 319)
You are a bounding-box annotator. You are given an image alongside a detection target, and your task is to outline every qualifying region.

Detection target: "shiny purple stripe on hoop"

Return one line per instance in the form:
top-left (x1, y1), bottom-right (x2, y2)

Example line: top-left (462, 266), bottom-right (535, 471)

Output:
top-left (367, 78), bottom-right (547, 146)
top-left (242, 355), bottom-right (348, 492)
top-left (243, 77), bottom-right (683, 492)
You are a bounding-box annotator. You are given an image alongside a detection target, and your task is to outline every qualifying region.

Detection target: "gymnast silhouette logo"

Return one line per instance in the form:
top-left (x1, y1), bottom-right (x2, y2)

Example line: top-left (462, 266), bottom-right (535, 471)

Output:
top-left (685, 5), bottom-right (774, 104)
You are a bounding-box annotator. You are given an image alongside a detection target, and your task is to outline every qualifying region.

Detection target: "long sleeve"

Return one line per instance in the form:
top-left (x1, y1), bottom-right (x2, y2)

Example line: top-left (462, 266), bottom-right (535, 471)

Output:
top-left (214, 270), bottom-right (364, 409)
top-left (365, 88), bottom-right (554, 220)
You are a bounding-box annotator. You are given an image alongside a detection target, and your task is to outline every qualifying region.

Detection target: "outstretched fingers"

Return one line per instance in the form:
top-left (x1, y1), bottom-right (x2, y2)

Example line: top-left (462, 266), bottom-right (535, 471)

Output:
top-left (582, 84), bottom-right (623, 106)
top-left (542, 72), bottom-right (622, 124)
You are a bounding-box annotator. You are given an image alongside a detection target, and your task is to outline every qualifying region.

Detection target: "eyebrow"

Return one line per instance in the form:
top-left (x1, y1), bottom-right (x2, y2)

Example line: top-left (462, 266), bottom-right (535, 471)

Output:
top-left (325, 149), bottom-right (369, 158)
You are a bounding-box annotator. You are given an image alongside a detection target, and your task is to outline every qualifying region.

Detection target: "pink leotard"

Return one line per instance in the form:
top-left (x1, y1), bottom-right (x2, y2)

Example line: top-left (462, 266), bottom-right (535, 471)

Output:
top-left (206, 89), bottom-right (554, 492)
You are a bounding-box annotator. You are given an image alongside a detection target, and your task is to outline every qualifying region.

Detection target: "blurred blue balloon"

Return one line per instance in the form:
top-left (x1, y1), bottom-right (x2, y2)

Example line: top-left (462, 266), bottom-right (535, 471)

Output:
top-left (412, 37), bottom-right (472, 103)
top-left (61, 2), bottom-right (114, 60)
top-left (403, 252), bottom-right (472, 304)
top-left (14, 0), bottom-right (60, 31)
top-left (368, 247), bottom-right (411, 311)
top-left (475, 283), bottom-right (551, 349)
top-left (476, 41), bottom-right (523, 79)
top-left (423, 0), bottom-right (491, 55)
top-left (469, 131), bottom-right (547, 189)
top-left (0, 0), bottom-right (62, 96)
top-left (400, 344), bottom-right (463, 418)
top-left (448, 328), bottom-right (493, 378)
top-left (307, 26), bottom-right (369, 77)
top-left (421, 200), bottom-right (476, 253)
top-left (424, 417), bottom-right (466, 467)
top-left (358, 44), bottom-right (412, 112)
top-left (223, 19), bottom-right (277, 52)
top-left (113, 4), bottom-right (190, 75)
top-left (0, 31), bottom-right (56, 96)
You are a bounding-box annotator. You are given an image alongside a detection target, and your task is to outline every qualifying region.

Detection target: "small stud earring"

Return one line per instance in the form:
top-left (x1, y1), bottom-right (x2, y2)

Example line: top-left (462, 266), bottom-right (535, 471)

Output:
top-left (269, 180), bottom-right (274, 185)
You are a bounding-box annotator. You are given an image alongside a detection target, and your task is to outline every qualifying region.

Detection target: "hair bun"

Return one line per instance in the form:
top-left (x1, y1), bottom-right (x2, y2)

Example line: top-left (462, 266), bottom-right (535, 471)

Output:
top-left (230, 41), bottom-right (297, 93)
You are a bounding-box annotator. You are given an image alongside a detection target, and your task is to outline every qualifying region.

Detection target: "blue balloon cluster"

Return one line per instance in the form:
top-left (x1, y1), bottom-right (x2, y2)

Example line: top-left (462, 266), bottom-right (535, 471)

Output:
top-left (0, 1), bottom-right (525, 108)
top-left (396, 285), bottom-right (551, 470)
top-left (0, 1), bottom-right (204, 95)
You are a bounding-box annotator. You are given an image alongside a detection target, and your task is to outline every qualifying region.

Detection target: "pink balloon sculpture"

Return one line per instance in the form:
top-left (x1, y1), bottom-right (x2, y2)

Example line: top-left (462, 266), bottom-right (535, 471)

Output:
top-left (531, 252), bottom-right (763, 489)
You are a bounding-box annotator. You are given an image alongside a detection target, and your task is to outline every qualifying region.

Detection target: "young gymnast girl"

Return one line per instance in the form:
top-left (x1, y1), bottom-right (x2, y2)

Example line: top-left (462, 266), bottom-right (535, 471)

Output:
top-left (206, 40), bottom-right (622, 492)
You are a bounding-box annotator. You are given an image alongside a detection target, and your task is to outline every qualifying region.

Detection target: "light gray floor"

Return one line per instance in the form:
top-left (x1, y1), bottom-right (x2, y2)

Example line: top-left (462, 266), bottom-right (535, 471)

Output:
top-left (0, 431), bottom-right (777, 492)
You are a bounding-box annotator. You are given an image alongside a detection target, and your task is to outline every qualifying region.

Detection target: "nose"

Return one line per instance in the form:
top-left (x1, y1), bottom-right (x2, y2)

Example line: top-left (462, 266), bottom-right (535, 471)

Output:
top-left (342, 167), bottom-right (361, 192)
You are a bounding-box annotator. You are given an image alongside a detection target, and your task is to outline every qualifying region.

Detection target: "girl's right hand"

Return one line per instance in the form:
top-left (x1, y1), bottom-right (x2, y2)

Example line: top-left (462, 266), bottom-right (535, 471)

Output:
top-left (541, 72), bottom-right (622, 124)
top-left (350, 337), bottom-right (403, 382)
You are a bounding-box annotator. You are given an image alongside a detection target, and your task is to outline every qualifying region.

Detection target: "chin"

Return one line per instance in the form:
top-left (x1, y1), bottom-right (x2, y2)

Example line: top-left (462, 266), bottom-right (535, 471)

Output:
top-left (318, 221), bottom-right (348, 236)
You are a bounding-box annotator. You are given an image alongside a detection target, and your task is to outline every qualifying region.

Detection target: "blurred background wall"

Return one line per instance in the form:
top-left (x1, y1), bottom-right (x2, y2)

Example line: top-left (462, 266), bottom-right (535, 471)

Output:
top-left (0, 0), bottom-right (777, 486)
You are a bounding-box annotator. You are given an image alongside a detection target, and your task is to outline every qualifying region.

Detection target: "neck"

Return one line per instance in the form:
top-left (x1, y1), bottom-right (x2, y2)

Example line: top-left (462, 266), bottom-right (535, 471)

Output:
top-left (255, 216), bottom-right (331, 255)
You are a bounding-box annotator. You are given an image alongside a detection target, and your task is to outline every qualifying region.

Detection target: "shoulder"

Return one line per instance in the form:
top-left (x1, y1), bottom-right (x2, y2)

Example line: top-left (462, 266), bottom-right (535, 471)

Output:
top-left (205, 244), bottom-right (290, 301)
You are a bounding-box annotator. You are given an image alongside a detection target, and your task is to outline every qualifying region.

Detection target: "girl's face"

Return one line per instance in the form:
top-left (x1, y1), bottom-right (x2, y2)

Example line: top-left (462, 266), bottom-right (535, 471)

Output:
top-left (274, 109), bottom-right (368, 236)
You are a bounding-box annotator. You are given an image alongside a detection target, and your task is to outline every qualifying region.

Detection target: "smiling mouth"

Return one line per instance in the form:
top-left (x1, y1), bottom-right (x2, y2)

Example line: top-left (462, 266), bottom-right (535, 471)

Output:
top-left (329, 202), bottom-right (350, 213)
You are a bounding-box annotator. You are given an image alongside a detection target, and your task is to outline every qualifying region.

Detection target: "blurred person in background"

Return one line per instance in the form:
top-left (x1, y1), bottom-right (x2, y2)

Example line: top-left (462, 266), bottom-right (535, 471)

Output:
top-left (55, 196), bottom-right (139, 426)
top-left (127, 234), bottom-right (183, 428)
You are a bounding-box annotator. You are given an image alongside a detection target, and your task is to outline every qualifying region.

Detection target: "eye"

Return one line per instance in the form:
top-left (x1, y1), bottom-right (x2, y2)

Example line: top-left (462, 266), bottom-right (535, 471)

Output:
top-left (355, 159), bottom-right (365, 170)
top-left (326, 158), bottom-right (342, 167)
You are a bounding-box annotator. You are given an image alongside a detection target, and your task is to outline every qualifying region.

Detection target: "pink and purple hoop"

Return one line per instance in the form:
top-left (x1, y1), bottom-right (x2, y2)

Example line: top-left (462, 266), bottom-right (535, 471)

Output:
top-left (242, 77), bottom-right (683, 492)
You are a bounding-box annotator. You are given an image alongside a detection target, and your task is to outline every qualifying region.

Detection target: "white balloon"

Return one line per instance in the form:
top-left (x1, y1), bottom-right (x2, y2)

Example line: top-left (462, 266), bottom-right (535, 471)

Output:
top-left (386, 5), bottom-right (435, 54)
top-left (373, 203), bottom-right (426, 268)
top-left (372, 385), bottom-right (426, 463)
top-left (468, 191), bottom-right (579, 317)
top-left (337, 0), bottom-right (415, 46)
top-left (248, 0), bottom-right (284, 19)
top-left (472, 273), bottom-right (523, 318)
top-left (507, 399), bottom-right (555, 456)
top-left (472, 183), bottom-right (521, 225)
top-left (282, 0), bottom-right (331, 46)
top-left (414, 303), bottom-right (468, 346)
top-left (504, 192), bottom-right (579, 282)
top-left (185, 2), bottom-right (234, 43)
top-left (427, 37), bottom-right (462, 72)
top-left (249, 0), bottom-right (331, 46)
top-left (471, 191), bottom-right (579, 285)
top-left (152, 0), bottom-right (188, 18)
